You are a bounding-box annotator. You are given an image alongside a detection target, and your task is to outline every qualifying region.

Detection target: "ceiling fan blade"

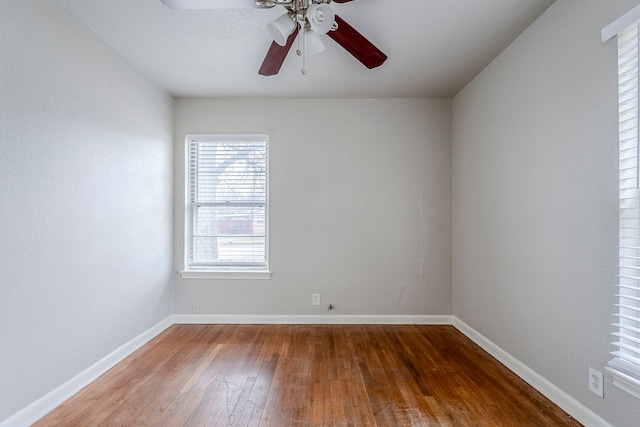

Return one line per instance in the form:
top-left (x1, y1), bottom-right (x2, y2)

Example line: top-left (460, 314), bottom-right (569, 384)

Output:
top-left (331, 0), bottom-right (357, 2)
top-left (161, 0), bottom-right (257, 10)
top-left (258, 26), bottom-right (300, 76)
top-left (326, 15), bottom-right (387, 69)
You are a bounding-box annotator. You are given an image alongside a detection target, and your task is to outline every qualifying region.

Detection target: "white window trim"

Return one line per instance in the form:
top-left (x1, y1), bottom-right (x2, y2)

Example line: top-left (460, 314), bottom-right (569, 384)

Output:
top-left (181, 134), bottom-right (270, 280)
top-left (179, 270), bottom-right (271, 280)
top-left (606, 364), bottom-right (640, 400)
top-left (603, 5), bottom-right (640, 42)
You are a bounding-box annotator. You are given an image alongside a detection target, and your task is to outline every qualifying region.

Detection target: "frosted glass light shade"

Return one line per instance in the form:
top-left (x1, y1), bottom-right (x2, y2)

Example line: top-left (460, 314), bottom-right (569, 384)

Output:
top-left (304, 30), bottom-right (326, 55)
top-left (306, 4), bottom-right (335, 34)
top-left (267, 14), bottom-right (296, 46)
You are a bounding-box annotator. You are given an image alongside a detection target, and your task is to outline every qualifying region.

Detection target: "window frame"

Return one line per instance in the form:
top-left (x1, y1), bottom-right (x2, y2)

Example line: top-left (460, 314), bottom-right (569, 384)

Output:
top-left (604, 13), bottom-right (640, 399)
top-left (180, 134), bottom-right (270, 280)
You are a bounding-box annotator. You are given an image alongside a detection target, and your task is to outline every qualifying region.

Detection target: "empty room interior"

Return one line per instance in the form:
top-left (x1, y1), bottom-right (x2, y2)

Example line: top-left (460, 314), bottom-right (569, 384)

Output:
top-left (4, 0), bottom-right (640, 426)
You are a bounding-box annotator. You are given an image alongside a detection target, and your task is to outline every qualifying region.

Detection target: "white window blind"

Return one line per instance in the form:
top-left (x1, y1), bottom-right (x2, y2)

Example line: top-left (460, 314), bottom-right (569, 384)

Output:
top-left (185, 134), bottom-right (268, 274)
top-left (608, 20), bottom-right (640, 398)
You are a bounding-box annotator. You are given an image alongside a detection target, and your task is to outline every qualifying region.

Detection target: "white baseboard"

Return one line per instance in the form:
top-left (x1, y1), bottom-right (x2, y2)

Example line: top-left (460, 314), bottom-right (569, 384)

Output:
top-left (452, 317), bottom-right (612, 427)
top-left (173, 314), bottom-right (454, 325)
top-left (0, 315), bottom-right (174, 427)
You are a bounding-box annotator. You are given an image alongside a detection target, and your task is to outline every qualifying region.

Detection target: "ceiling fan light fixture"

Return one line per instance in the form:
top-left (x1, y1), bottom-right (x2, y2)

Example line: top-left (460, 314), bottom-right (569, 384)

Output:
top-left (304, 29), bottom-right (326, 55)
top-left (267, 13), bottom-right (297, 46)
top-left (306, 4), bottom-right (334, 34)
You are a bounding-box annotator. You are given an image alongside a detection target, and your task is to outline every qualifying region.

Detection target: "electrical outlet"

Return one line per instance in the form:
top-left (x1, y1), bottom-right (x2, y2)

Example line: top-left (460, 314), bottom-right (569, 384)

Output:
top-left (191, 302), bottom-right (200, 314)
top-left (589, 367), bottom-right (604, 397)
top-left (312, 293), bottom-right (321, 306)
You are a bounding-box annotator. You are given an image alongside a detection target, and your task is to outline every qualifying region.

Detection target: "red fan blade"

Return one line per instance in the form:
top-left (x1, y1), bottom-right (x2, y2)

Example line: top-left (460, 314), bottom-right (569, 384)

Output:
top-left (326, 15), bottom-right (387, 69)
top-left (258, 26), bottom-right (299, 76)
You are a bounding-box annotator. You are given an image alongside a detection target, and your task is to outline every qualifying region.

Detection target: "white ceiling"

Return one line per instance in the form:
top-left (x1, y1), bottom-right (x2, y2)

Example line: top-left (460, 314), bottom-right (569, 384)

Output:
top-left (56, 0), bottom-right (555, 98)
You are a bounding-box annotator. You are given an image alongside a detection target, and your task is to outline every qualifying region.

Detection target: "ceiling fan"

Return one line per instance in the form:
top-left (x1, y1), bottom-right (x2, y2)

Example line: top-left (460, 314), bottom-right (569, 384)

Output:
top-left (160, 0), bottom-right (387, 76)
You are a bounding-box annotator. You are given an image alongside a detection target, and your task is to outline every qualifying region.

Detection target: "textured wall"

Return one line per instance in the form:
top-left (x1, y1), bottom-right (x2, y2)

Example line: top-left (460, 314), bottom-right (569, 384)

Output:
top-left (173, 98), bottom-right (452, 316)
top-left (452, 1), bottom-right (640, 425)
top-left (0, 1), bottom-right (174, 422)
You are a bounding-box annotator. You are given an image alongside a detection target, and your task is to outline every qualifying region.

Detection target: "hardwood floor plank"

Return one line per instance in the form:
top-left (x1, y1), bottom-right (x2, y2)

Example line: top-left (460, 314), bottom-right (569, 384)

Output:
top-left (34, 325), bottom-right (582, 427)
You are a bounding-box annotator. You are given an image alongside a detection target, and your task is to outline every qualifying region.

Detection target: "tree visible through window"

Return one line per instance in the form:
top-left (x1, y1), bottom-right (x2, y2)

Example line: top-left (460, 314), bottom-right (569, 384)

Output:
top-left (185, 135), bottom-right (268, 272)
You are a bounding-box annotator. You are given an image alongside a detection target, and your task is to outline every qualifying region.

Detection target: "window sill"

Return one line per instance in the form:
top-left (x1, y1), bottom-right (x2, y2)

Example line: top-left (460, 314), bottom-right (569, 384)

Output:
top-left (179, 270), bottom-right (271, 280)
top-left (606, 366), bottom-right (640, 399)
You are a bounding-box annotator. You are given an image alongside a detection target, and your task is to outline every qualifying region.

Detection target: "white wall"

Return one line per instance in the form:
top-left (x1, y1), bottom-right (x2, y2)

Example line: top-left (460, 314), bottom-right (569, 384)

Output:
top-left (0, 1), bottom-right (174, 423)
top-left (174, 98), bottom-right (452, 316)
top-left (452, 1), bottom-right (640, 425)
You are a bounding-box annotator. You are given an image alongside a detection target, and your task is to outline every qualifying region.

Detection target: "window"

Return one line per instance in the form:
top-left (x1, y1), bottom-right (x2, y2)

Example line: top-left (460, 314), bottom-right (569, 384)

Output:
top-left (604, 12), bottom-right (640, 398)
top-left (181, 134), bottom-right (269, 279)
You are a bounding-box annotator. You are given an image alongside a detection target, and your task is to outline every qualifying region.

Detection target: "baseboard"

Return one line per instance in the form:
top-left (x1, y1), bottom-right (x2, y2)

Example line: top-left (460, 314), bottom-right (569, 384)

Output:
top-left (0, 315), bottom-right (174, 427)
top-left (173, 313), bottom-right (454, 325)
top-left (452, 317), bottom-right (612, 427)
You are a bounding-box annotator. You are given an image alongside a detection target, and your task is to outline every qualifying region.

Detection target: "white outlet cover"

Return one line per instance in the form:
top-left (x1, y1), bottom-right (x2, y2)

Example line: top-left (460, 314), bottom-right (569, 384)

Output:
top-left (589, 367), bottom-right (604, 398)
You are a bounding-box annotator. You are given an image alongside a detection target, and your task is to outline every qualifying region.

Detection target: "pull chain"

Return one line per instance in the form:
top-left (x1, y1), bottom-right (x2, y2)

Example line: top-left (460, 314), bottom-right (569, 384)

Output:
top-left (301, 26), bottom-right (307, 75)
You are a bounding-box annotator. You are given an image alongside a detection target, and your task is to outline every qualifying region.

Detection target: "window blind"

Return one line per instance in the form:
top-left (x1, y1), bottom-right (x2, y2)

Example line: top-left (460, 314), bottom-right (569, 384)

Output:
top-left (609, 21), bottom-right (640, 396)
top-left (186, 135), bottom-right (268, 272)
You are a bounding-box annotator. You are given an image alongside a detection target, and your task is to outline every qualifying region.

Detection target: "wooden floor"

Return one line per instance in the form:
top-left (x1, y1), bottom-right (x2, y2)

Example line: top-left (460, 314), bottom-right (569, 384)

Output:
top-left (35, 325), bottom-right (581, 427)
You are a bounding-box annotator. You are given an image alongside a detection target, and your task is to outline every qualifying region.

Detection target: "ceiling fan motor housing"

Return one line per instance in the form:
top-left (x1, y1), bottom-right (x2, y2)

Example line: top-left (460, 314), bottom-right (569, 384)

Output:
top-left (255, 0), bottom-right (332, 11)
top-left (255, 0), bottom-right (277, 7)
